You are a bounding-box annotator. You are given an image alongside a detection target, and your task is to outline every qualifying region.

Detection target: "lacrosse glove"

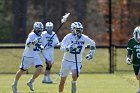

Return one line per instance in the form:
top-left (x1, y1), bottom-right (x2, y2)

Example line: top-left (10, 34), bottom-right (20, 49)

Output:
top-left (66, 43), bottom-right (78, 52)
top-left (32, 37), bottom-right (42, 45)
top-left (126, 57), bottom-right (132, 65)
top-left (38, 45), bottom-right (44, 50)
top-left (86, 50), bottom-right (95, 60)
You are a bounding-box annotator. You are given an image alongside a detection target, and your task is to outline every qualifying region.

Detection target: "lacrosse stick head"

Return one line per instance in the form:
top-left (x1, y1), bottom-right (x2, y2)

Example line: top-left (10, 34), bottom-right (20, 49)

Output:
top-left (61, 13), bottom-right (70, 23)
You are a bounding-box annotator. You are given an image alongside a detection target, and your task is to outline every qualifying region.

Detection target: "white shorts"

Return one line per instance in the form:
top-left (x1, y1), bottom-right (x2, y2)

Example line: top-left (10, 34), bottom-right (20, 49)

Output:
top-left (59, 59), bottom-right (82, 77)
top-left (20, 56), bottom-right (42, 70)
top-left (41, 50), bottom-right (54, 63)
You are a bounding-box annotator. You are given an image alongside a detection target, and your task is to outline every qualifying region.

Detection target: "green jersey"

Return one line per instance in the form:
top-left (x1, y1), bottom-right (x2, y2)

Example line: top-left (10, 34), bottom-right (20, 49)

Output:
top-left (127, 38), bottom-right (140, 64)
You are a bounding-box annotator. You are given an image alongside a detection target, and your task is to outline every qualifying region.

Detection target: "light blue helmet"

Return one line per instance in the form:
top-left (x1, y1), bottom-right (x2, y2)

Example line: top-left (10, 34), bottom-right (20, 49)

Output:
top-left (71, 22), bottom-right (83, 36)
top-left (33, 22), bottom-right (44, 36)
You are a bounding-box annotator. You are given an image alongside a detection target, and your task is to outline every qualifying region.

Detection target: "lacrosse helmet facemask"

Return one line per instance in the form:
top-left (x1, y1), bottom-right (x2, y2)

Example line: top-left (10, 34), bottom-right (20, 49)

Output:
top-left (33, 22), bottom-right (44, 36)
top-left (133, 26), bottom-right (140, 42)
top-left (71, 22), bottom-right (83, 39)
top-left (45, 22), bottom-right (53, 34)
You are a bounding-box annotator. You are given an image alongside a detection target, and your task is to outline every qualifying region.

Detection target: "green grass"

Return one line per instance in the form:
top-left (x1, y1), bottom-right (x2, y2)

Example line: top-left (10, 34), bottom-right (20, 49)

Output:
top-left (0, 48), bottom-right (109, 73)
top-left (0, 72), bottom-right (138, 93)
top-left (0, 48), bottom-right (137, 93)
top-left (0, 48), bottom-right (132, 73)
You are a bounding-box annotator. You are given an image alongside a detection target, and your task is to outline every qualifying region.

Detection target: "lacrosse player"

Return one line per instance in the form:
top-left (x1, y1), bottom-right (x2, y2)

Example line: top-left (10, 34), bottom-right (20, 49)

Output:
top-left (58, 22), bottom-right (96, 93)
top-left (41, 22), bottom-right (59, 83)
top-left (12, 22), bottom-right (44, 93)
top-left (126, 26), bottom-right (140, 93)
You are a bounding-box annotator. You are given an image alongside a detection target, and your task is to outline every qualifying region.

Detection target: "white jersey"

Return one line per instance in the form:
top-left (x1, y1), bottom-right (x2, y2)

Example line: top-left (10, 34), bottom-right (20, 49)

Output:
top-left (41, 31), bottom-right (59, 50)
top-left (60, 33), bottom-right (95, 62)
top-left (41, 31), bottom-right (59, 62)
top-left (23, 32), bottom-right (42, 57)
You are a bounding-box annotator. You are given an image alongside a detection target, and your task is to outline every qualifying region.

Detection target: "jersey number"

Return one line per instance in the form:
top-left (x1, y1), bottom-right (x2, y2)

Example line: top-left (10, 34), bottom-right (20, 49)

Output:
top-left (46, 40), bottom-right (53, 47)
top-left (70, 46), bottom-right (82, 54)
top-left (33, 44), bottom-right (41, 51)
top-left (136, 49), bottom-right (140, 58)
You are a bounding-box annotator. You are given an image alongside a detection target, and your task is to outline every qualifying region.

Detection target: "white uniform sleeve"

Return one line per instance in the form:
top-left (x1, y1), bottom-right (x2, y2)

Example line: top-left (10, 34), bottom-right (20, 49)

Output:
top-left (85, 36), bottom-right (96, 48)
top-left (26, 33), bottom-right (35, 48)
top-left (53, 34), bottom-right (60, 46)
top-left (60, 35), bottom-right (69, 52)
top-left (41, 32), bottom-right (46, 46)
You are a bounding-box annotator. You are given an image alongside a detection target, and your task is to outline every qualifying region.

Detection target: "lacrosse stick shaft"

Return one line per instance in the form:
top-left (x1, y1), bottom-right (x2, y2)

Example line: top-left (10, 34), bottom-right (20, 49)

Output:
top-left (75, 36), bottom-right (79, 77)
top-left (44, 13), bottom-right (70, 48)
top-left (75, 50), bottom-right (79, 77)
top-left (55, 23), bottom-right (64, 33)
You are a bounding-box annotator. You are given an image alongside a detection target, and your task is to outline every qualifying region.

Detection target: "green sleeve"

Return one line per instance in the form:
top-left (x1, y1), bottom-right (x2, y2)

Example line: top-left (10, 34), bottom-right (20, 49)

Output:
top-left (127, 39), bottom-right (133, 50)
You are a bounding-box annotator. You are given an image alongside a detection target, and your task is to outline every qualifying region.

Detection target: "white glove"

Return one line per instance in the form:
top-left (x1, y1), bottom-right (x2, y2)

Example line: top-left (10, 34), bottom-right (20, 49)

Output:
top-left (66, 43), bottom-right (78, 52)
top-left (86, 50), bottom-right (95, 60)
top-left (126, 57), bottom-right (132, 65)
top-left (38, 45), bottom-right (44, 50)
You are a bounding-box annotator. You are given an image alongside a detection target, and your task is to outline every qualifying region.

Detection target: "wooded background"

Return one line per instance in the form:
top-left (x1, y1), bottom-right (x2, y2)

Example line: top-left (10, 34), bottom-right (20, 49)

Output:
top-left (0, 0), bottom-right (140, 45)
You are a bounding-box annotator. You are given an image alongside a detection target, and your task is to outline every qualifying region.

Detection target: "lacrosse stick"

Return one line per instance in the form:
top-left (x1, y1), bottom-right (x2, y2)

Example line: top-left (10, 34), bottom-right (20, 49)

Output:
top-left (74, 49), bottom-right (79, 77)
top-left (44, 13), bottom-right (70, 48)
top-left (74, 36), bottom-right (79, 77)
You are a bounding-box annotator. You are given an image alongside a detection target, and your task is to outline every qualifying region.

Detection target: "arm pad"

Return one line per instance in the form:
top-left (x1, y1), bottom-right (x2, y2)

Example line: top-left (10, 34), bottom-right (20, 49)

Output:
top-left (127, 49), bottom-right (132, 58)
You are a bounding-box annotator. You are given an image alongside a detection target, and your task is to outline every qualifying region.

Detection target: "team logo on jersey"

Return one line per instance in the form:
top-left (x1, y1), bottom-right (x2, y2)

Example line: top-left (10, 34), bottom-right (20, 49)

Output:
top-left (71, 41), bottom-right (85, 45)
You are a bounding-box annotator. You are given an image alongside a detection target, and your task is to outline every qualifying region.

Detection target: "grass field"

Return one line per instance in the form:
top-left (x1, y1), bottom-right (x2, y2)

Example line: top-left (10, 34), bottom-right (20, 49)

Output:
top-left (0, 72), bottom-right (138, 93)
top-left (0, 48), bottom-right (133, 73)
top-left (0, 48), bottom-right (137, 93)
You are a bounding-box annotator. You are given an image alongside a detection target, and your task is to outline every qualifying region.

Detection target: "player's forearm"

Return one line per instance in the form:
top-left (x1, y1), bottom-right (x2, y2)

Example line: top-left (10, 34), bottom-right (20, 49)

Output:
top-left (86, 46), bottom-right (96, 60)
top-left (89, 46), bottom-right (95, 54)
top-left (90, 45), bottom-right (95, 50)
top-left (127, 49), bottom-right (132, 58)
top-left (26, 42), bottom-right (35, 48)
top-left (26, 40), bottom-right (40, 48)
top-left (90, 45), bottom-right (95, 52)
